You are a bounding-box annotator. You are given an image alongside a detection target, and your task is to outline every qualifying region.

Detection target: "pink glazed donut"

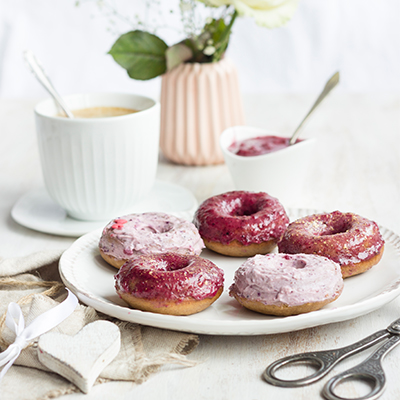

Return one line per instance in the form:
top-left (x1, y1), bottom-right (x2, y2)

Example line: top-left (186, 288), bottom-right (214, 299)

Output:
top-left (278, 211), bottom-right (385, 278)
top-left (193, 191), bottom-right (289, 257)
top-left (115, 253), bottom-right (224, 315)
top-left (99, 212), bottom-right (205, 269)
top-left (229, 253), bottom-right (344, 316)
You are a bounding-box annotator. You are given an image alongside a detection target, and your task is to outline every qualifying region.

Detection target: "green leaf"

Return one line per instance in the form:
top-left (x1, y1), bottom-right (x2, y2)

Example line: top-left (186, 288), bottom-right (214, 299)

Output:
top-left (109, 30), bottom-right (168, 80)
top-left (166, 43), bottom-right (193, 71)
top-left (208, 18), bottom-right (228, 44)
top-left (211, 11), bottom-right (238, 62)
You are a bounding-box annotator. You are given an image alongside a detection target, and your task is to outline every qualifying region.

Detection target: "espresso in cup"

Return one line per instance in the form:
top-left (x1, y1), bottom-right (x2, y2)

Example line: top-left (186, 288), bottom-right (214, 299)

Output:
top-left (59, 106), bottom-right (138, 118)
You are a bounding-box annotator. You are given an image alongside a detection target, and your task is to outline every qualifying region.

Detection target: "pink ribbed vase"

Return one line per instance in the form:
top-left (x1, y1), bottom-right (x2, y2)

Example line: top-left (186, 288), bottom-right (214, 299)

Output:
top-left (160, 58), bottom-right (245, 166)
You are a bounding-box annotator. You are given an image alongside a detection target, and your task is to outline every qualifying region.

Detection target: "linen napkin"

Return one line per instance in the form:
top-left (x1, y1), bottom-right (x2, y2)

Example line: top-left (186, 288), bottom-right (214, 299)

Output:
top-left (0, 251), bottom-right (199, 400)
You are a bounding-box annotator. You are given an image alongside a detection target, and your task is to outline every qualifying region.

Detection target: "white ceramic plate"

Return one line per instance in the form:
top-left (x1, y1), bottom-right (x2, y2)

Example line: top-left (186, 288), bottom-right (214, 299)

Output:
top-left (59, 209), bottom-right (400, 335)
top-left (11, 181), bottom-right (198, 237)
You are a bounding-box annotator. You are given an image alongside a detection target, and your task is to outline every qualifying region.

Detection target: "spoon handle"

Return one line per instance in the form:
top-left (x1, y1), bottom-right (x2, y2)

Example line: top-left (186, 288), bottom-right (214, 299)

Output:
top-left (23, 50), bottom-right (74, 118)
top-left (289, 71), bottom-right (340, 145)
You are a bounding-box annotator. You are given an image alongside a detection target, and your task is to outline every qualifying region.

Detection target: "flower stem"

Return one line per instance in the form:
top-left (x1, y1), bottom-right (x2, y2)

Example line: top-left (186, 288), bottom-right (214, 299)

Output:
top-left (227, 9), bottom-right (238, 33)
top-left (212, 8), bottom-right (238, 61)
top-left (220, 9), bottom-right (237, 47)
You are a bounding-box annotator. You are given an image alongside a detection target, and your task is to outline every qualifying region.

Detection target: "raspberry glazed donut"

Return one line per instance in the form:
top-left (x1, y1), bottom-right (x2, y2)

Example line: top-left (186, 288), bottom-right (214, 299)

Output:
top-left (229, 253), bottom-right (344, 316)
top-left (278, 211), bottom-right (385, 278)
top-left (115, 253), bottom-right (224, 315)
top-left (99, 212), bottom-right (204, 269)
top-left (193, 191), bottom-right (289, 257)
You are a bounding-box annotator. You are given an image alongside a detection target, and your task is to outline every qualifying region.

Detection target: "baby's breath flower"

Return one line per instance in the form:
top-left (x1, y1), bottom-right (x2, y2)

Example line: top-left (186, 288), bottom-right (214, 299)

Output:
top-left (203, 46), bottom-right (216, 56)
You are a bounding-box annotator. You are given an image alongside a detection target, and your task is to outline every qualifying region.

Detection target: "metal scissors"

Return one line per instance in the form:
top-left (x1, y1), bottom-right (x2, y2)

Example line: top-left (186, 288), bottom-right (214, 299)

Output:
top-left (263, 317), bottom-right (400, 400)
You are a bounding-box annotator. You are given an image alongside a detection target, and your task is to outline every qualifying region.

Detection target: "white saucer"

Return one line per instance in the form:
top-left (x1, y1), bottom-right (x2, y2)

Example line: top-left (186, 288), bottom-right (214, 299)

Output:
top-left (11, 181), bottom-right (198, 237)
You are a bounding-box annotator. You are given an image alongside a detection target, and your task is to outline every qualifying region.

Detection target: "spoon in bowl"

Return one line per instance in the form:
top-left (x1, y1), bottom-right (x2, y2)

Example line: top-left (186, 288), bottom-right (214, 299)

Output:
top-left (23, 50), bottom-right (74, 118)
top-left (289, 71), bottom-right (340, 145)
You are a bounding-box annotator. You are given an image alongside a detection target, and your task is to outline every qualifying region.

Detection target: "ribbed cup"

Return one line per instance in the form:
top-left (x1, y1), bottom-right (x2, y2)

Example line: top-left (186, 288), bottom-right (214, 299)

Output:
top-left (35, 93), bottom-right (160, 221)
top-left (160, 58), bottom-right (245, 166)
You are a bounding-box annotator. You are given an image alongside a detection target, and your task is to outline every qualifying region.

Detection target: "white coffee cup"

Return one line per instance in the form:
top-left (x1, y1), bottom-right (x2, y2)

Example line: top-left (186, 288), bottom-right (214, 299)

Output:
top-left (35, 93), bottom-right (160, 221)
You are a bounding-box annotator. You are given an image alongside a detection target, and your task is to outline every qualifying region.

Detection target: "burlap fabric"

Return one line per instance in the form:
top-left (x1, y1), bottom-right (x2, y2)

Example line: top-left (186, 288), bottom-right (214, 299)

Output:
top-left (0, 251), bottom-right (199, 400)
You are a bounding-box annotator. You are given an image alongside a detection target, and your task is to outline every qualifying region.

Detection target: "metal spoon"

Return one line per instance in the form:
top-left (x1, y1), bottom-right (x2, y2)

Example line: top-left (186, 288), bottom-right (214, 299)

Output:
top-left (289, 71), bottom-right (340, 145)
top-left (23, 50), bottom-right (74, 118)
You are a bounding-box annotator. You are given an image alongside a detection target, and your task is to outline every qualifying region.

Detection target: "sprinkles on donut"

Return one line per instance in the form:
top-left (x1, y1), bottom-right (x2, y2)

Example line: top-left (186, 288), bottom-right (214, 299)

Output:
top-left (278, 211), bottom-right (385, 278)
top-left (193, 190), bottom-right (289, 257)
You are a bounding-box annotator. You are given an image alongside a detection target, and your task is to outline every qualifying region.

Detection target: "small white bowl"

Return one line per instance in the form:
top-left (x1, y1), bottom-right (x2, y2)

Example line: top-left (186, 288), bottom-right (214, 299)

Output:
top-left (220, 126), bottom-right (316, 208)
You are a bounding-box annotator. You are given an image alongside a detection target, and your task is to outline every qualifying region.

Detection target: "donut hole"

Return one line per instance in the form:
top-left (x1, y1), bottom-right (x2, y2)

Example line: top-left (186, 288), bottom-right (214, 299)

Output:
top-left (228, 198), bottom-right (262, 217)
top-left (146, 221), bottom-right (174, 234)
top-left (153, 254), bottom-right (194, 272)
top-left (236, 205), bottom-right (258, 216)
top-left (159, 221), bottom-right (174, 233)
top-left (319, 220), bottom-right (352, 236)
top-left (281, 255), bottom-right (307, 269)
top-left (292, 259), bottom-right (307, 269)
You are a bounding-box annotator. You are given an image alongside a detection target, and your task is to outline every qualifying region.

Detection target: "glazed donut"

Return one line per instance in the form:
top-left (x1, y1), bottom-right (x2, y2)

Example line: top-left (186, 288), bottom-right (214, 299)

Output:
top-left (99, 212), bottom-right (205, 269)
top-left (229, 253), bottom-right (344, 316)
top-left (278, 211), bottom-right (385, 278)
top-left (115, 253), bottom-right (224, 315)
top-left (193, 191), bottom-right (289, 257)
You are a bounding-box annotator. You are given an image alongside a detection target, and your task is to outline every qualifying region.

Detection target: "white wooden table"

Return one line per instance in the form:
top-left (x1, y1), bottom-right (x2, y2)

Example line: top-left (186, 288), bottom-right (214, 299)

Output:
top-left (1, 93), bottom-right (399, 399)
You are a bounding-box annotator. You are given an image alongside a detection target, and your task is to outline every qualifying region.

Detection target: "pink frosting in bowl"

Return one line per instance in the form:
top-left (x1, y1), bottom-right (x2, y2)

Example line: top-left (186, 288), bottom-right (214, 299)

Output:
top-left (229, 253), bottom-right (343, 307)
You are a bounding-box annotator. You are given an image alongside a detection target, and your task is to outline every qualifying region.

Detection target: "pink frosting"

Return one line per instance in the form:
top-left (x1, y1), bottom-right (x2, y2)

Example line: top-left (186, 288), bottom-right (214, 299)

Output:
top-left (229, 253), bottom-right (343, 307)
top-left (99, 212), bottom-right (205, 260)
top-left (228, 135), bottom-right (292, 156)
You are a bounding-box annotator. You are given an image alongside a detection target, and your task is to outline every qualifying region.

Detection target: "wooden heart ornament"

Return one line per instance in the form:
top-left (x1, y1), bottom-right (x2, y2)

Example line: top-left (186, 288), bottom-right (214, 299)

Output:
top-left (38, 320), bottom-right (121, 393)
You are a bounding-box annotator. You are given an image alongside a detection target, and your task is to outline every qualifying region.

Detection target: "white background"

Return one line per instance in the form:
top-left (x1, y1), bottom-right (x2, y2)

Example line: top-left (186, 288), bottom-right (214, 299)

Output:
top-left (0, 0), bottom-right (399, 100)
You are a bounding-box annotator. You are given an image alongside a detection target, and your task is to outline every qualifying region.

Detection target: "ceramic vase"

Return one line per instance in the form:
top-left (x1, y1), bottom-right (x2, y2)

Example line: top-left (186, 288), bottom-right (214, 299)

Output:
top-left (160, 58), bottom-right (245, 166)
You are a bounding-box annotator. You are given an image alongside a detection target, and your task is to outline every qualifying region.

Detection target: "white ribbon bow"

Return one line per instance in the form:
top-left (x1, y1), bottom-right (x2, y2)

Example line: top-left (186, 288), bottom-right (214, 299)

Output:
top-left (0, 289), bottom-right (78, 381)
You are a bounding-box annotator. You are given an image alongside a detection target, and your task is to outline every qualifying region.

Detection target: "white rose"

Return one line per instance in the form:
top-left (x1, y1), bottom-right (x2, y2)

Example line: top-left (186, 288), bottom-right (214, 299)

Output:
top-left (200, 0), bottom-right (299, 28)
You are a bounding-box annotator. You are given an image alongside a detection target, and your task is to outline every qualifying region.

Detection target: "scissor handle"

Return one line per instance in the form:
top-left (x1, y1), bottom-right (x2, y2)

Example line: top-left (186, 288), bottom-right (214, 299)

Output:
top-left (263, 351), bottom-right (341, 387)
top-left (322, 335), bottom-right (400, 400)
top-left (263, 330), bottom-right (389, 388)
